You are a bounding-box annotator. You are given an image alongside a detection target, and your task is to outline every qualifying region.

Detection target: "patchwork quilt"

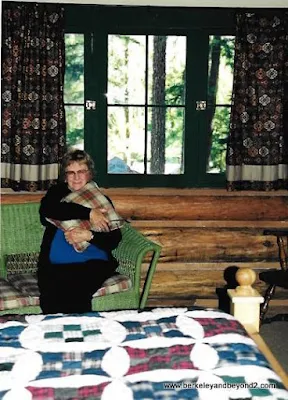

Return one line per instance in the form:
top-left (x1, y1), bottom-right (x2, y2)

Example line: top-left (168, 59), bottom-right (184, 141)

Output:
top-left (0, 307), bottom-right (287, 400)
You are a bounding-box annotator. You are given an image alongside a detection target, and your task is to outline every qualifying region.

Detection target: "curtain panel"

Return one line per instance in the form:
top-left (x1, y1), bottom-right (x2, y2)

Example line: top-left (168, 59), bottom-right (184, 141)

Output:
top-left (1, 3), bottom-right (66, 191)
top-left (226, 12), bottom-right (288, 191)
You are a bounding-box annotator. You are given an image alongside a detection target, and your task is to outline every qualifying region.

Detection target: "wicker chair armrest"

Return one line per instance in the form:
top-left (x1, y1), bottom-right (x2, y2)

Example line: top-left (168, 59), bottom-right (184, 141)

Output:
top-left (0, 203), bottom-right (43, 279)
top-left (112, 223), bottom-right (161, 308)
top-left (113, 223), bottom-right (157, 265)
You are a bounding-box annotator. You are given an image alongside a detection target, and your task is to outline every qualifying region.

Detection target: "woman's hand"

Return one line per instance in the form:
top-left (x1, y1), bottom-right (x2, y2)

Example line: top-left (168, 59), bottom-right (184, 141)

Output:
top-left (64, 227), bottom-right (92, 244)
top-left (89, 208), bottom-right (110, 232)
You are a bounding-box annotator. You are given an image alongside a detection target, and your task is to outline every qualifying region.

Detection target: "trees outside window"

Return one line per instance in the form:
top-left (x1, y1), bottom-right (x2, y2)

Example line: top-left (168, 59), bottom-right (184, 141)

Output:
top-left (207, 35), bottom-right (235, 174)
top-left (64, 34), bottom-right (84, 149)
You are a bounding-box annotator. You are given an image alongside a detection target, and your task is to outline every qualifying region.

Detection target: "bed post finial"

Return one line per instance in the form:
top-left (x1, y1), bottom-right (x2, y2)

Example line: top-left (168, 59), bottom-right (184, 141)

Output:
top-left (227, 268), bottom-right (264, 333)
top-left (235, 268), bottom-right (257, 295)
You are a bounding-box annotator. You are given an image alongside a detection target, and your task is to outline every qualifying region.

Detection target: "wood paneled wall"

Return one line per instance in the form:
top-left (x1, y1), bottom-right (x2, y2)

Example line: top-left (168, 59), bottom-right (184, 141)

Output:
top-left (2, 188), bottom-right (288, 305)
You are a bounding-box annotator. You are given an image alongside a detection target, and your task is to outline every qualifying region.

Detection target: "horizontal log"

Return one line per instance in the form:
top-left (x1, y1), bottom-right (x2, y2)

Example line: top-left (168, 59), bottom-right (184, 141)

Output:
top-left (143, 272), bottom-right (287, 299)
top-left (141, 228), bottom-right (280, 262)
top-left (193, 299), bottom-right (288, 308)
top-left (2, 187), bottom-right (288, 199)
top-left (1, 194), bottom-right (43, 204)
top-left (115, 195), bottom-right (288, 221)
top-left (2, 190), bottom-right (288, 222)
top-left (141, 266), bottom-right (288, 299)
top-left (146, 286), bottom-right (287, 300)
top-left (147, 298), bottom-right (288, 308)
top-left (133, 220), bottom-right (288, 228)
top-left (146, 270), bottom-right (224, 297)
top-left (142, 261), bottom-right (282, 272)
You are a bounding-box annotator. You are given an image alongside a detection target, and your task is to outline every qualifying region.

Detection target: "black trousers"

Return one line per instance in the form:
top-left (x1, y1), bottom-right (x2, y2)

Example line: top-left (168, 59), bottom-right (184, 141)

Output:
top-left (37, 259), bottom-right (117, 314)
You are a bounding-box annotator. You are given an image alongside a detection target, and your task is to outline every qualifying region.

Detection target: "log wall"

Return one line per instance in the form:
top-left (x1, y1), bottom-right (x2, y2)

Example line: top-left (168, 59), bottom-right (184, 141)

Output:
top-left (2, 188), bottom-right (288, 305)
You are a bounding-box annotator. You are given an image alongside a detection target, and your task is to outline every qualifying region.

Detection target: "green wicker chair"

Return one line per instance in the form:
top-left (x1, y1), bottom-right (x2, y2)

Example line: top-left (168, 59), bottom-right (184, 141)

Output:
top-left (0, 202), bottom-right (161, 315)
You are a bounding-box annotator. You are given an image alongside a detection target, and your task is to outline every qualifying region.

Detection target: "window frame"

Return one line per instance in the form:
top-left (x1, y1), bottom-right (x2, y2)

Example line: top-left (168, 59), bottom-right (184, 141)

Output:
top-left (64, 5), bottom-right (236, 188)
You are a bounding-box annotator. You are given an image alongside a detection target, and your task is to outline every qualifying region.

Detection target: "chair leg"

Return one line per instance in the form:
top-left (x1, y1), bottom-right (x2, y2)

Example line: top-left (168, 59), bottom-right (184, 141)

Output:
top-left (260, 284), bottom-right (276, 323)
top-left (139, 248), bottom-right (161, 309)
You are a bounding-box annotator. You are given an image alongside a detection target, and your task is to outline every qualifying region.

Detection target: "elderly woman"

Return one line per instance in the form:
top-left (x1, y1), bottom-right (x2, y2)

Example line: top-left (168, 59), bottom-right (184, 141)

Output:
top-left (37, 149), bottom-right (122, 314)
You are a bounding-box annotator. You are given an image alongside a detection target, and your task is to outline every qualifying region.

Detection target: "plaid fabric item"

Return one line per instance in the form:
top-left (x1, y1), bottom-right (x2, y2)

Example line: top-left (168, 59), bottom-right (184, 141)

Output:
top-left (8, 272), bottom-right (131, 300)
top-left (24, 378), bottom-right (282, 400)
top-left (47, 181), bottom-right (123, 252)
top-left (26, 384), bottom-right (109, 400)
top-left (93, 274), bottom-right (132, 297)
top-left (194, 317), bottom-right (247, 337)
top-left (0, 308), bottom-right (287, 400)
top-left (6, 253), bottom-right (39, 276)
top-left (0, 278), bottom-right (38, 310)
top-left (120, 316), bottom-right (247, 342)
top-left (9, 274), bottom-right (40, 297)
top-left (42, 323), bottom-right (102, 343)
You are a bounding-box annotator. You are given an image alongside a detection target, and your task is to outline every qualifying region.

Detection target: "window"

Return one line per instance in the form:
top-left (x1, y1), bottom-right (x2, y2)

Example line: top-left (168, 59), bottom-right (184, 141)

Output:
top-left (64, 6), bottom-right (235, 187)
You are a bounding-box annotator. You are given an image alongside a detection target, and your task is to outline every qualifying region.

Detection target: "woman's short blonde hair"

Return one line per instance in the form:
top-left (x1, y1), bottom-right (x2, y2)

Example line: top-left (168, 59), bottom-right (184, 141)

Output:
top-left (59, 148), bottom-right (95, 181)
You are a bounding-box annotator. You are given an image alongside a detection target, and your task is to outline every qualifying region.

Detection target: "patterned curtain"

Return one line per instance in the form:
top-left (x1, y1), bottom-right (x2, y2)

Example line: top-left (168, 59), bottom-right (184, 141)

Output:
top-left (1, 3), bottom-right (66, 191)
top-left (226, 12), bottom-right (288, 191)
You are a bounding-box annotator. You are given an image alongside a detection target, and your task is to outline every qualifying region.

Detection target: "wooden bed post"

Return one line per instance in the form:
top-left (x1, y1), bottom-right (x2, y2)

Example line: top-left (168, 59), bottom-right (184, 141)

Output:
top-left (228, 268), bottom-right (264, 334)
top-left (228, 269), bottom-right (288, 390)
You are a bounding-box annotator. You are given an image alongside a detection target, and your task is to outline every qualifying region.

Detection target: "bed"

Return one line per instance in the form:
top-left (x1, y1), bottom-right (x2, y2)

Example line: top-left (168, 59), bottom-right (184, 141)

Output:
top-left (0, 306), bottom-right (287, 400)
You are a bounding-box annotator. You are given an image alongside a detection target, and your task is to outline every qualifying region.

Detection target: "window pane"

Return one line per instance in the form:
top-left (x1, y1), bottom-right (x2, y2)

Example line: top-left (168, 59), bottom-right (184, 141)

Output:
top-left (64, 34), bottom-right (84, 150)
top-left (108, 35), bottom-right (146, 105)
top-left (207, 35), bottom-right (235, 173)
top-left (207, 106), bottom-right (231, 173)
top-left (64, 34), bottom-right (84, 104)
top-left (148, 107), bottom-right (185, 175)
top-left (107, 106), bottom-right (145, 174)
top-left (148, 36), bottom-right (186, 105)
top-left (65, 105), bottom-right (84, 149)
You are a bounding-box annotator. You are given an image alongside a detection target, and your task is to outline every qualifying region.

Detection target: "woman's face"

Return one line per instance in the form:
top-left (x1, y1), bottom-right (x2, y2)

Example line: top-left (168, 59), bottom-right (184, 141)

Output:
top-left (65, 161), bottom-right (91, 191)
